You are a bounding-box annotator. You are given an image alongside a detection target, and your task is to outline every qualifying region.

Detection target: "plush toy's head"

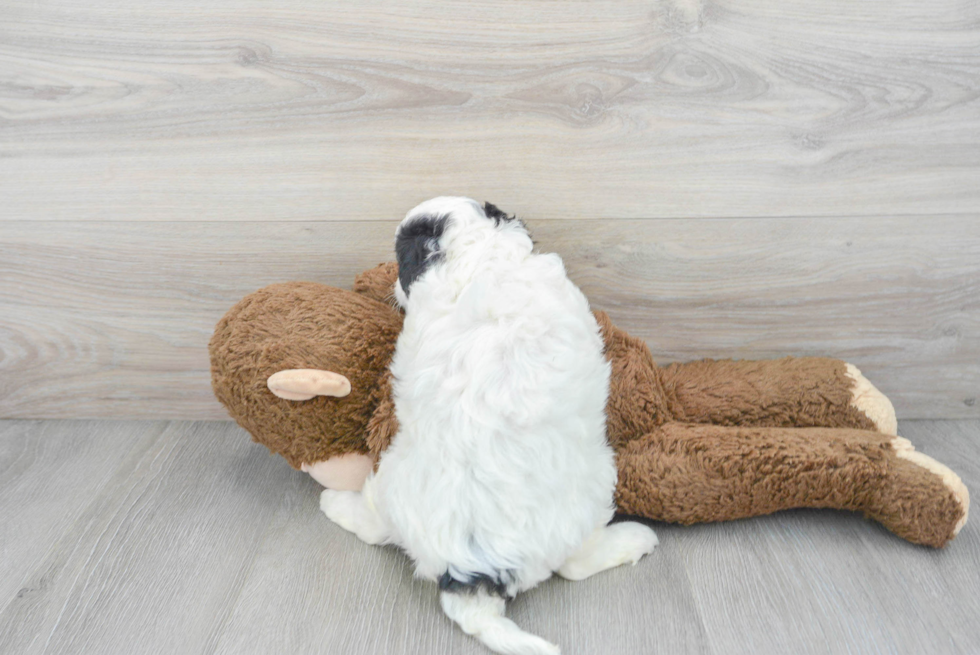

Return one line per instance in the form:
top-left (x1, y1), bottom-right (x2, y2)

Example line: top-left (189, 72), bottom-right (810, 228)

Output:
top-left (210, 281), bottom-right (403, 468)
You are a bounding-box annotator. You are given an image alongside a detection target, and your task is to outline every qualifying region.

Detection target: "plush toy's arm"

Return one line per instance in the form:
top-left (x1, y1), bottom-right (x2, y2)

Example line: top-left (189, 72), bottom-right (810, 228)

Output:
top-left (614, 423), bottom-right (969, 548)
top-left (365, 370), bottom-right (398, 458)
top-left (352, 262), bottom-right (400, 307)
top-left (658, 357), bottom-right (897, 435)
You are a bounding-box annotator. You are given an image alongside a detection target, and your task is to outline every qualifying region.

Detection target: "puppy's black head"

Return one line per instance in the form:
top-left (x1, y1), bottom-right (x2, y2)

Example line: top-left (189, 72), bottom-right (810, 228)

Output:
top-left (395, 213), bottom-right (448, 298)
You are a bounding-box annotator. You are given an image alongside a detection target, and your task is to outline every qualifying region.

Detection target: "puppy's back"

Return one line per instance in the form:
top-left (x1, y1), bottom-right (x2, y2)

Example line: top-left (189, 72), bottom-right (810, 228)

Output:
top-left (376, 247), bottom-right (617, 596)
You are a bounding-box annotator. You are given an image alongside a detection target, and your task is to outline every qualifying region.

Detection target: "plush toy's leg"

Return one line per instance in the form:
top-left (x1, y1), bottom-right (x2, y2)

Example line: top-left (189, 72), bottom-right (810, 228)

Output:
top-left (319, 489), bottom-right (390, 545)
top-left (658, 357), bottom-right (897, 434)
top-left (556, 522), bottom-right (659, 581)
top-left (615, 423), bottom-right (968, 548)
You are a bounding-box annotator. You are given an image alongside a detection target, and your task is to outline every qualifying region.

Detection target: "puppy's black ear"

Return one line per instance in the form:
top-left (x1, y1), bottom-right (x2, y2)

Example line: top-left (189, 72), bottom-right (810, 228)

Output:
top-left (395, 214), bottom-right (448, 296)
top-left (484, 202), bottom-right (531, 243)
top-left (483, 202), bottom-right (516, 226)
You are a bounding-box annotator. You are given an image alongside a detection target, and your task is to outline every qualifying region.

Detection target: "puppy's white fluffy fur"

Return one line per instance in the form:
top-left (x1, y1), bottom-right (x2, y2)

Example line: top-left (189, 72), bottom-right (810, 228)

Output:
top-left (383, 197), bottom-right (616, 586)
top-left (321, 197), bottom-right (657, 655)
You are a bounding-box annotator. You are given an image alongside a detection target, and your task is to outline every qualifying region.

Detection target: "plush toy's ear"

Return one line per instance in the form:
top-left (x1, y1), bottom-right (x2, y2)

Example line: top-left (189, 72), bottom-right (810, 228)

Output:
top-left (267, 369), bottom-right (351, 401)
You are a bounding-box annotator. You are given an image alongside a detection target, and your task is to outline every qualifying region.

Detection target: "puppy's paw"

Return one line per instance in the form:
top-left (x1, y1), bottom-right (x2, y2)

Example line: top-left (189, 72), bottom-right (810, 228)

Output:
top-left (319, 489), bottom-right (359, 530)
top-left (605, 522), bottom-right (659, 567)
top-left (320, 489), bottom-right (388, 545)
top-left (846, 363), bottom-right (898, 435)
top-left (558, 522), bottom-right (658, 581)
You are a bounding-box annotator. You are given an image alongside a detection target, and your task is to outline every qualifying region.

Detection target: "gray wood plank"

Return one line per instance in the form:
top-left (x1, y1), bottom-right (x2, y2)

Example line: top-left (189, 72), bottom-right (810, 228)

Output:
top-left (0, 420), bottom-right (291, 655)
top-left (207, 476), bottom-right (494, 655)
top-left (2, 217), bottom-right (978, 419)
top-left (1, 0), bottom-right (977, 221)
top-left (0, 419), bottom-right (977, 655)
top-left (0, 420), bottom-right (168, 607)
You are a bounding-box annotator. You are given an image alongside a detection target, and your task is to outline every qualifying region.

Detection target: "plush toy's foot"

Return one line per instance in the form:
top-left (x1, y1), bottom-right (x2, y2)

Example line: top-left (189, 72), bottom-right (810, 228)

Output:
top-left (845, 364), bottom-right (898, 435)
top-left (557, 522), bottom-right (658, 581)
top-left (875, 437), bottom-right (970, 541)
top-left (267, 369), bottom-right (352, 401)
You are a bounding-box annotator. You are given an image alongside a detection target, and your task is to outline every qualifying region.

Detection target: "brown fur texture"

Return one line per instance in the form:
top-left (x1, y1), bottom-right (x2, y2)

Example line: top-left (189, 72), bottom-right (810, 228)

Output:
top-left (661, 358), bottom-right (877, 430)
top-left (352, 261), bottom-right (400, 307)
top-left (209, 263), bottom-right (966, 547)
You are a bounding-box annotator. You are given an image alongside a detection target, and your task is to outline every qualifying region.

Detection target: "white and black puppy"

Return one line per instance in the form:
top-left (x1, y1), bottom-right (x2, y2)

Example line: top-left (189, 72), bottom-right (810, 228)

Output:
top-left (321, 197), bottom-right (658, 655)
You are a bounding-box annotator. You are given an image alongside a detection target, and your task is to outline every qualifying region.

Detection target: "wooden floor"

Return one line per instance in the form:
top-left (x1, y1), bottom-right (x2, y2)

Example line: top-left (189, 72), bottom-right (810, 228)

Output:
top-left (1, 419), bottom-right (977, 655)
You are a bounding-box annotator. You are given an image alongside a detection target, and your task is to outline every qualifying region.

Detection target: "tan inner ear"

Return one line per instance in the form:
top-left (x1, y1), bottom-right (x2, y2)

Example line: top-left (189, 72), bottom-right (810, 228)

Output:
top-left (267, 369), bottom-right (352, 401)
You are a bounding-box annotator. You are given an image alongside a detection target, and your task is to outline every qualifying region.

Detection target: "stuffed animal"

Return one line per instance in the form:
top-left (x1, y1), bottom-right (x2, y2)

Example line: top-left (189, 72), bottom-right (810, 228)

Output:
top-left (210, 262), bottom-right (969, 548)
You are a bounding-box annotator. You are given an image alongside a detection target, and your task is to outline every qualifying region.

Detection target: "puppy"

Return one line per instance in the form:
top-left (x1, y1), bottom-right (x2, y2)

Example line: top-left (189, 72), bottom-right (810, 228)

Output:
top-left (321, 197), bottom-right (658, 655)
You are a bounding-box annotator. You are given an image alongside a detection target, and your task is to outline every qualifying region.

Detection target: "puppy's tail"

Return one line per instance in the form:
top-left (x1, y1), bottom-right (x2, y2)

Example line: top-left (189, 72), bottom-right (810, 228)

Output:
top-left (439, 589), bottom-right (560, 655)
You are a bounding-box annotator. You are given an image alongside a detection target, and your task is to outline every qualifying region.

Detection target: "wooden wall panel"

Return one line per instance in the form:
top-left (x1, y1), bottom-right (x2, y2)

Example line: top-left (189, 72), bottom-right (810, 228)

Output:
top-left (1, 0), bottom-right (978, 221)
top-left (2, 0), bottom-right (978, 420)
top-left (1, 217), bottom-right (977, 419)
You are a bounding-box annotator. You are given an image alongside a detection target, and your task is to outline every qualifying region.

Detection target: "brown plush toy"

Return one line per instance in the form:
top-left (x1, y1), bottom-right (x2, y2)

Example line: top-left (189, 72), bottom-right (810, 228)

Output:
top-left (210, 263), bottom-right (969, 548)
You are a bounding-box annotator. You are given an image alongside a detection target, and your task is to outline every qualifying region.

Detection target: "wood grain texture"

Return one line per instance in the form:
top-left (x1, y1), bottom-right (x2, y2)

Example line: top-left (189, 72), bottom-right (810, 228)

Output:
top-left (1, 0), bottom-right (978, 221)
top-left (2, 216), bottom-right (978, 419)
top-left (0, 420), bottom-right (167, 606)
top-left (0, 420), bottom-right (293, 655)
top-left (0, 418), bottom-right (977, 655)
